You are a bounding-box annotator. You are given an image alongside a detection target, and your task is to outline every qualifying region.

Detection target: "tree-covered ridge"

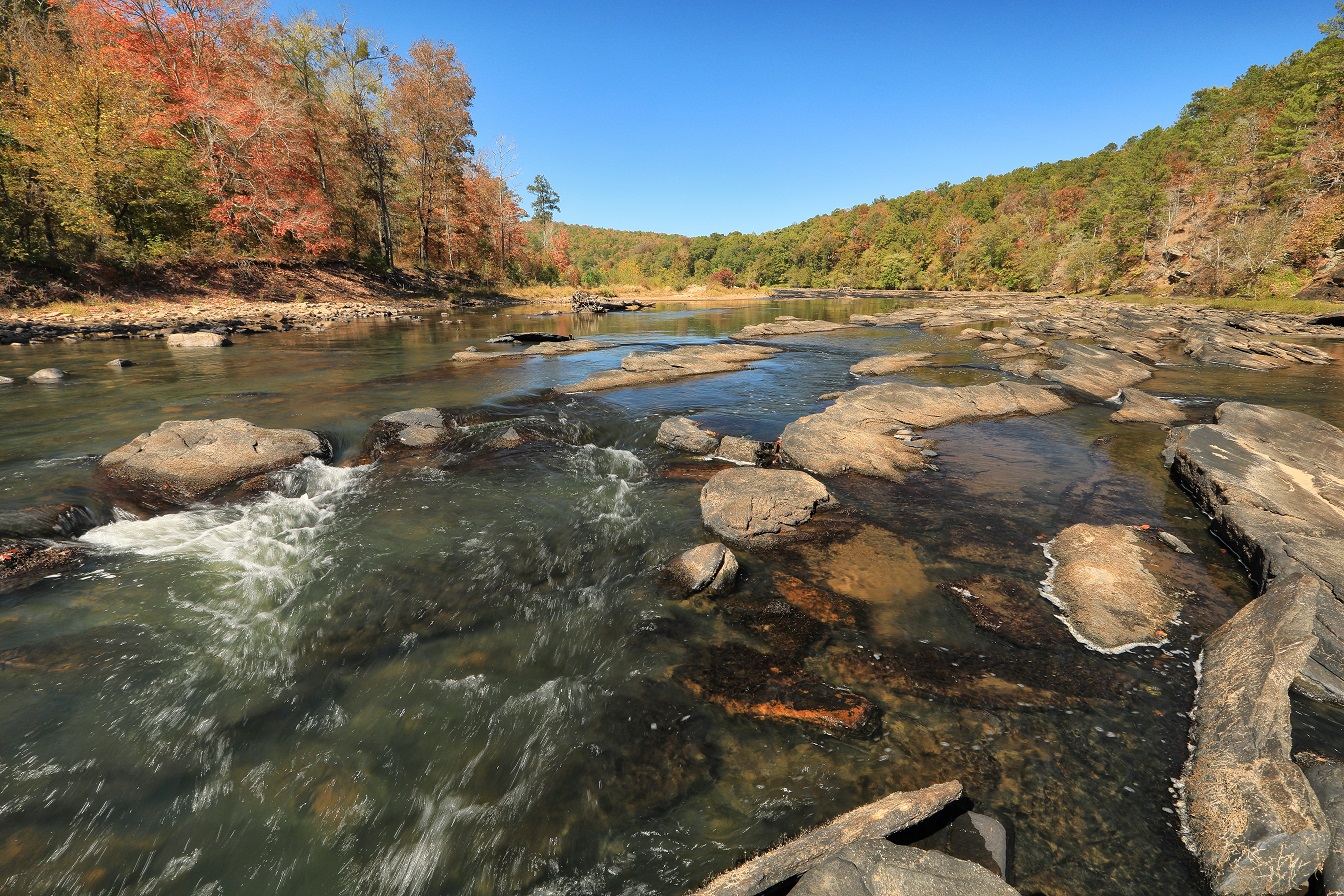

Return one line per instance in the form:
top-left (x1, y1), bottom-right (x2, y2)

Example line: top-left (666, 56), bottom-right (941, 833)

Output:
top-left (0, 0), bottom-right (574, 286)
top-left (565, 10), bottom-right (1344, 296)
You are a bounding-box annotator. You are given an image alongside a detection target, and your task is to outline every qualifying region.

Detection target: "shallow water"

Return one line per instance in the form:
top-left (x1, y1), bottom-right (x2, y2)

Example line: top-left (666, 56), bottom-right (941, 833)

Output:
top-left (1, 298), bottom-right (1342, 895)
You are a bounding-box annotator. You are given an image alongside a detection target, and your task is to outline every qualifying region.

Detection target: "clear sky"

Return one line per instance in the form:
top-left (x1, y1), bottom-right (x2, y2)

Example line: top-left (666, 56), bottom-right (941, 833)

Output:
top-left (290, 1), bottom-right (1332, 236)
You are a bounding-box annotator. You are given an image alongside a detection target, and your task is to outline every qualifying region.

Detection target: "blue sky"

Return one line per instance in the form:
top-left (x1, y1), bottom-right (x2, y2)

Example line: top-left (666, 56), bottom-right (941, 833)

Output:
top-left (292, 1), bottom-right (1331, 236)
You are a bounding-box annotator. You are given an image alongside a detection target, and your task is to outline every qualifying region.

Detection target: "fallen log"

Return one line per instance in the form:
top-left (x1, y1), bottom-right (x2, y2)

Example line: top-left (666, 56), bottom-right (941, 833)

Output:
top-left (690, 780), bottom-right (963, 896)
top-left (571, 290), bottom-right (652, 313)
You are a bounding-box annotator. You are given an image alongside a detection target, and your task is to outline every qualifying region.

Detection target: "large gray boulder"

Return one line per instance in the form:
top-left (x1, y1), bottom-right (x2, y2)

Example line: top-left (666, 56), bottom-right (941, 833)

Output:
top-left (97, 418), bottom-right (329, 507)
top-left (1043, 523), bottom-right (1182, 653)
top-left (791, 840), bottom-right (1020, 896)
top-left (1037, 342), bottom-right (1151, 400)
top-left (1179, 575), bottom-right (1331, 896)
top-left (28, 368), bottom-right (66, 383)
top-left (780, 381), bottom-right (1069, 481)
top-left (700, 468), bottom-right (834, 547)
top-left (664, 543), bottom-right (738, 597)
top-left (1165, 402), bottom-right (1344, 701)
top-left (656, 417), bottom-right (720, 454)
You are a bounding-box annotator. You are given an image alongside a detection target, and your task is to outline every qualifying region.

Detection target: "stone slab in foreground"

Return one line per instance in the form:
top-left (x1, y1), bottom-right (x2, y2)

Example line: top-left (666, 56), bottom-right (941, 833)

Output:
top-left (1165, 402), bottom-right (1344, 701)
top-left (690, 781), bottom-right (964, 896)
top-left (97, 418), bottom-right (329, 508)
top-left (1179, 574), bottom-right (1330, 896)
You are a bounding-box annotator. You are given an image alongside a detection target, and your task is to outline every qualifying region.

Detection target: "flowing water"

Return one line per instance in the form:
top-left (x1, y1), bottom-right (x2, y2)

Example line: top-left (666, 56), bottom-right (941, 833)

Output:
top-left (1, 298), bottom-right (1343, 896)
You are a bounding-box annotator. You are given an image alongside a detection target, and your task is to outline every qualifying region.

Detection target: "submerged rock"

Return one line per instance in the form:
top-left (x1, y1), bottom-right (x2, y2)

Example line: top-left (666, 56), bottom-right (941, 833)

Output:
top-left (943, 575), bottom-right (1070, 648)
top-left (1179, 574), bottom-right (1330, 896)
top-left (850, 352), bottom-right (935, 376)
top-left (1165, 402), bottom-right (1344, 701)
top-left (792, 840), bottom-right (1020, 896)
top-left (780, 381), bottom-right (1069, 481)
top-left (700, 467), bottom-right (834, 548)
top-left (0, 539), bottom-right (86, 593)
top-left (772, 572), bottom-right (863, 627)
top-left (166, 331), bottom-right (231, 347)
top-left (1110, 388), bottom-right (1186, 425)
top-left (676, 642), bottom-right (879, 734)
top-left (0, 504), bottom-right (98, 539)
top-left (556, 343), bottom-right (779, 393)
top-left (360, 407), bottom-right (455, 462)
top-left (28, 368), bottom-right (66, 382)
top-left (906, 809), bottom-right (1013, 882)
top-left (664, 543), bottom-right (738, 598)
top-left (106, 358), bottom-right (135, 368)
top-left (1037, 343), bottom-right (1151, 400)
top-left (657, 417), bottom-right (721, 454)
top-left (97, 418), bottom-right (330, 508)
top-left (1042, 524), bottom-right (1182, 653)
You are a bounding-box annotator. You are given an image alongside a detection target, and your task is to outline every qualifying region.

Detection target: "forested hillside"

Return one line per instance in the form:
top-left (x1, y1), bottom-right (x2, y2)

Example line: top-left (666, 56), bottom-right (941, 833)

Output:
top-left (0, 0), bottom-right (575, 298)
top-left (565, 7), bottom-right (1344, 298)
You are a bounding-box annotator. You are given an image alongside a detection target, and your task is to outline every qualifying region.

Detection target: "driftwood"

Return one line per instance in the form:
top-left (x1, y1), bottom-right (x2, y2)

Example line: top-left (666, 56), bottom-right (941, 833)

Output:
top-left (571, 290), bottom-right (652, 313)
top-left (691, 780), bottom-right (963, 896)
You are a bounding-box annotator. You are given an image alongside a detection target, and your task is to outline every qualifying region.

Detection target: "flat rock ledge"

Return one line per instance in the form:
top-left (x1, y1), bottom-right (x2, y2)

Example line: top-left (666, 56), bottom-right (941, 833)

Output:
top-left (849, 352), bottom-right (935, 376)
top-left (1042, 523), bottom-right (1182, 653)
top-left (792, 840), bottom-right (1020, 896)
top-left (656, 417), bottom-right (720, 454)
top-left (664, 543), bottom-right (738, 598)
top-left (731, 317), bottom-right (856, 339)
top-left (1179, 574), bottom-right (1331, 896)
top-left (780, 381), bottom-right (1070, 481)
top-left (1298, 753), bottom-right (1344, 896)
top-left (452, 339), bottom-right (600, 362)
top-left (97, 418), bottom-right (329, 507)
top-left (1110, 388), bottom-right (1186, 425)
top-left (1165, 402), bottom-right (1344, 702)
top-left (700, 467), bottom-right (834, 548)
top-left (556, 343), bottom-right (779, 393)
top-left (1036, 342), bottom-right (1151, 400)
top-left (690, 781), bottom-right (964, 896)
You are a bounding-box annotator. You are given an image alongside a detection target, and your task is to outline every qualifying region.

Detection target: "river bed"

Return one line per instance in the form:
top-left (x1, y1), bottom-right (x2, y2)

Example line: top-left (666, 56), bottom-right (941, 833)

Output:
top-left (1, 297), bottom-right (1342, 895)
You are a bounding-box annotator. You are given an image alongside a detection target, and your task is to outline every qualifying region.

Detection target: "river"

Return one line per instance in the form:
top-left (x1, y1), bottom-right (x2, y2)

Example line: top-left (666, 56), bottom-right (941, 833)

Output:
top-left (1, 296), bottom-right (1342, 895)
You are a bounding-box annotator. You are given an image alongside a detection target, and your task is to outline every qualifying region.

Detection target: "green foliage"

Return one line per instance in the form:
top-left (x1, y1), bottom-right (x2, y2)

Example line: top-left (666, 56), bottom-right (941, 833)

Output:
top-left (526, 174), bottom-right (559, 222)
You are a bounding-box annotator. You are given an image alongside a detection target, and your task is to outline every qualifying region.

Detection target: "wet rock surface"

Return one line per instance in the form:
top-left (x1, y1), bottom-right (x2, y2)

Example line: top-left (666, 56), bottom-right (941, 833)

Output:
top-left (556, 343), bottom-right (780, 393)
top-left (780, 381), bottom-right (1069, 481)
top-left (1298, 753), bottom-right (1344, 896)
top-left (791, 839), bottom-right (1020, 896)
top-left (664, 543), bottom-right (738, 598)
top-left (675, 642), bottom-right (880, 734)
top-left (943, 575), bottom-right (1071, 649)
top-left (1043, 524), bottom-right (1182, 653)
top-left (452, 339), bottom-right (600, 362)
top-left (1036, 343), bottom-right (1151, 400)
top-left (96, 418), bottom-right (330, 508)
top-left (714, 435), bottom-right (777, 466)
top-left (1182, 323), bottom-right (1333, 369)
top-left (1165, 402), bottom-right (1344, 700)
top-left (1109, 388), bottom-right (1186, 425)
top-left (700, 467), bottom-right (835, 547)
top-left (657, 417), bottom-right (721, 454)
top-left (1180, 574), bottom-right (1330, 896)
top-left (0, 504), bottom-right (98, 540)
top-left (0, 539), bottom-right (86, 593)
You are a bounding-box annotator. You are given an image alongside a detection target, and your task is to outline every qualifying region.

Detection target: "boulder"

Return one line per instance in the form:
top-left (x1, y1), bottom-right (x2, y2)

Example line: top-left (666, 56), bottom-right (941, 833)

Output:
top-left (1179, 575), bottom-right (1331, 896)
top-left (1042, 524), bottom-right (1181, 653)
top-left (908, 810), bottom-right (1012, 882)
top-left (664, 543), bottom-right (738, 598)
top-left (97, 418), bottom-right (329, 507)
top-left (166, 332), bottom-right (231, 347)
top-left (780, 381), bottom-right (1069, 481)
top-left (1298, 753), bottom-right (1344, 896)
top-left (0, 375), bottom-right (13, 384)
top-left (850, 352), bottom-right (935, 376)
top-left (362, 407), bottom-right (452, 459)
top-left (791, 840), bottom-right (1020, 896)
top-left (27, 368), bottom-right (65, 383)
top-left (700, 467), bottom-right (834, 547)
top-left (676, 643), bottom-right (879, 735)
top-left (715, 435), bottom-right (776, 466)
top-left (106, 358), bottom-right (135, 368)
top-left (557, 343), bottom-right (779, 393)
top-left (0, 504), bottom-right (98, 539)
top-left (691, 782), bottom-right (963, 896)
top-left (998, 357), bottom-right (1045, 378)
top-left (656, 417), bottom-right (720, 454)
top-left (1110, 388), bottom-right (1186, 425)
top-left (522, 339), bottom-right (600, 356)
top-left (1037, 343), bottom-right (1151, 400)
top-left (731, 318), bottom-right (855, 339)
top-left (1165, 403), bottom-right (1344, 701)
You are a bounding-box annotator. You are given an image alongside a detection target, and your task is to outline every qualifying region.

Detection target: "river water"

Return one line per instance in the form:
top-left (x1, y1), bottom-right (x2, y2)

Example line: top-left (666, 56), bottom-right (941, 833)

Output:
top-left (1, 297), bottom-right (1342, 896)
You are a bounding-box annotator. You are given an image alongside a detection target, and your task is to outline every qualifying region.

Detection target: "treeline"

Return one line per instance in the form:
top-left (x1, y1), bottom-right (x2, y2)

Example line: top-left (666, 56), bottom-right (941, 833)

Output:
top-left (0, 0), bottom-right (573, 284)
top-left (566, 7), bottom-right (1344, 297)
